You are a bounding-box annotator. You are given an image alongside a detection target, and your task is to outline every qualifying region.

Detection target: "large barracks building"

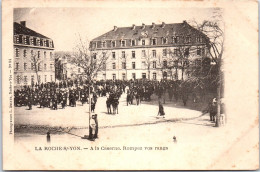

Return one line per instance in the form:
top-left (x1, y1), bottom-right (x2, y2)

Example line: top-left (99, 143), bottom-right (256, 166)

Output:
top-left (90, 21), bottom-right (209, 80)
top-left (13, 21), bottom-right (55, 88)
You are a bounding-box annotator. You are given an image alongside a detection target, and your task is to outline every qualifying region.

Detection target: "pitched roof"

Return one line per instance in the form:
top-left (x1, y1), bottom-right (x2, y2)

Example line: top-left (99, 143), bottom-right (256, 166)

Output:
top-left (91, 22), bottom-right (205, 41)
top-left (14, 22), bottom-right (51, 39)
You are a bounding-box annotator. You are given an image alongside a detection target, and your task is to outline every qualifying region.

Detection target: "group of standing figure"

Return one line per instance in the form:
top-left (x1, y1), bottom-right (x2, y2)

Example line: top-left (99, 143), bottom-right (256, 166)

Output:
top-left (15, 78), bottom-right (220, 124)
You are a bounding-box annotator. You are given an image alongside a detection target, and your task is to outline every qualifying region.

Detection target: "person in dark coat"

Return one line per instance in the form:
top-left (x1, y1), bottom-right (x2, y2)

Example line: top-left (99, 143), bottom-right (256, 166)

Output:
top-left (157, 101), bottom-right (165, 118)
top-left (28, 94), bottom-right (32, 110)
top-left (91, 99), bottom-right (96, 113)
top-left (93, 114), bottom-right (98, 139)
top-left (106, 97), bottom-right (112, 114)
top-left (209, 98), bottom-right (217, 122)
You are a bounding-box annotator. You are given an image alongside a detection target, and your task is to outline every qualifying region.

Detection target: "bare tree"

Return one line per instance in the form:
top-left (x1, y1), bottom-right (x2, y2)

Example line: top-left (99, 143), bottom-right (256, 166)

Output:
top-left (70, 36), bottom-right (110, 82)
top-left (142, 48), bottom-right (153, 80)
top-left (190, 9), bottom-right (225, 126)
top-left (70, 35), bottom-right (110, 138)
top-left (30, 52), bottom-right (42, 85)
top-left (165, 46), bottom-right (195, 81)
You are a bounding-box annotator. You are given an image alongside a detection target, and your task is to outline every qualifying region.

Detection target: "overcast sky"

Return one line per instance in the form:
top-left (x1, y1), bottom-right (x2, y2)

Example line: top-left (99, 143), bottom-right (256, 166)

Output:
top-left (14, 8), bottom-right (218, 51)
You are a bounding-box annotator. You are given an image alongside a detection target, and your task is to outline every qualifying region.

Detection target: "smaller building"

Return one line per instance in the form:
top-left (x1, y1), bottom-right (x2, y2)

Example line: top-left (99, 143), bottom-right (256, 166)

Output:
top-left (54, 52), bottom-right (84, 81)
top-left (55, 54), bottom-right (68, 81)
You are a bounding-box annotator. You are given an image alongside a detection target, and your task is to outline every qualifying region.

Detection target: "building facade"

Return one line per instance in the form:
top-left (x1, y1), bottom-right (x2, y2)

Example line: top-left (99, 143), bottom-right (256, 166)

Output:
top-left (14, 21), bottom-right (55, 88)
top-left (90, 21), bottom-right (209, 80)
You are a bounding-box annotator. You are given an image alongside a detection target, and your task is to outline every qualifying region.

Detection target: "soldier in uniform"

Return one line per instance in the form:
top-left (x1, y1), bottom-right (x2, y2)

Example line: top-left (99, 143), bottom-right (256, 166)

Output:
top-left (28, 92), bottom-right (32, 110)
top-left (61, 92), bottom-right (66, 109)
top-left (157, 101), bottom-right (165, 118)
top-left (209, 98), bottom-right (217, 122)
top-left (89, 114), bottom-right (97, 141)
top-left (52, 93), bottom-right (58, 110)
top-left (93, 114), bottom-right (98, 139)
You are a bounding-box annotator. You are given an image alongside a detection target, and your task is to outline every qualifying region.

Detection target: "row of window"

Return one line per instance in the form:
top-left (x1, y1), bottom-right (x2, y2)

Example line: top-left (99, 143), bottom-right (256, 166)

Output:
top-left (111, 60), bottom-right (179, 70)
top-left (14, 48), bottom-right (53, 58)
top-left (15, 62), bottom-right (54, 71)
top-left (93, 36), bottom-right (204, 48)
top-left (14, 35), bottom-right (54, 48)
top-left (16, 74), bottom-right (54, 85)
top-left (109, 47), bottom-right (204, 59)
top-left (111, 72), bottom-right (157, 80)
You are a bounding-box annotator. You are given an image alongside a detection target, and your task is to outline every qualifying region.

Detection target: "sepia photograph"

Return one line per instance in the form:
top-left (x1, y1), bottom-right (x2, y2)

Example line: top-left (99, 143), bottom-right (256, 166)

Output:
top-left (2, 0), bottom-right (259, 170)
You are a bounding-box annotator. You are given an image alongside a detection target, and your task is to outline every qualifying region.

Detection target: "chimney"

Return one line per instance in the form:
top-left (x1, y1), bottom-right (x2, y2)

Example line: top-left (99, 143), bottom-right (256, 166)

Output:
top-left (132, 24), bottom-right (136, 30)
top-left (142, 23), bottom-right (145, 30)
top-left (113, 26), bottom-right (118, 31)
top-left (20, 21), bottom-right (26, 27)
top-left (183, 20), bottom-right (187, 24)
top-left (162, 22), bottom-right (165, 28)
top-left (152, 22), bottom-right (155, 29)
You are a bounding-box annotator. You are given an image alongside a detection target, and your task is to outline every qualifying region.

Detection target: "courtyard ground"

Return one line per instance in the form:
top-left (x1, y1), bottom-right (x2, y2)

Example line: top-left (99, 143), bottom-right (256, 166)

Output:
top-left (13, 93), bottom-right (259, 170)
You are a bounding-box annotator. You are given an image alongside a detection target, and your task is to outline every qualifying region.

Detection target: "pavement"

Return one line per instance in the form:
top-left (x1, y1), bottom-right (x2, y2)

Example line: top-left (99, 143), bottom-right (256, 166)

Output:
top-left (13, 93), bottom-right (259, 170)
top-left (14, 93), bottom-right (205, 131)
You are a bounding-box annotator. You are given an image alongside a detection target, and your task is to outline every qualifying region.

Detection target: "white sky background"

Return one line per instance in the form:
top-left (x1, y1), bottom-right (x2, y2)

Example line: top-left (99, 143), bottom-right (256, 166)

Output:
top-left (14, 8), bottom-right (218, 51)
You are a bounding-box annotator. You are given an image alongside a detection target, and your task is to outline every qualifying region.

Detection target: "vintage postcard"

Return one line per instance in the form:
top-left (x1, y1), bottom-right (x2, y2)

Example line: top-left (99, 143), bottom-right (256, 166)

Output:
top-left (2, 0), bottom-right (259, 170)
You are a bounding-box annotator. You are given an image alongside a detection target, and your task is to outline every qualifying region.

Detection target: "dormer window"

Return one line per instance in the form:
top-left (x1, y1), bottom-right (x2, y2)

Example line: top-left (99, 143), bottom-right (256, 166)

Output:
top-left (14, 35), bottom-right (19, 43)
top-left (102, 41), bottom-right (106, 48)
top-left (173, 36), bottom-right (179, 43)
top-left (151, 38), bottom-right (157, 45)
top-left (46, 40), bottom-right (49, 47)
top-left (23, 36), bottom-right (26, 44)
top-left (92, 42), bottom-right (97, 49)
top-left (131, 39), bottom-right (136, 46)
top-left (121, 40), bottom-right (126, 47)
top-left (30, 37), bottom-right (34, 45)
top-left (185, 36), bottom-right (191, 43)
top-left (162, 22), bottom-right (166, 28)
top-left (196, 36), bottom-right (203, 43)
top-left (142, 40), bottom-right (146, 46)
top-left (162, 37), bottom-right (167, 44)
top-left (142, 23), bottom-right (145, 30)
top-left (152, 22), bottom-right (156, 29)
top-left (19, 35), bottom-right (23, 43)
top-left (37, 39), bottom-right (40, 46)
top-left (111, 41), bottom-right (116, 47)
top-left (50, 41), bottom-right (53, 48)
top-left (25, 36), bottom-right (29, 45)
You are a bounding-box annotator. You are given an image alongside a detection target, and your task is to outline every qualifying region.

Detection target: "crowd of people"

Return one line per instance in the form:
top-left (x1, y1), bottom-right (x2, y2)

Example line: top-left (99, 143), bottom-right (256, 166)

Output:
top-left (14, 78), bottom-right (220, 121)
top-left (14, 78), bottom-right (226, 143)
